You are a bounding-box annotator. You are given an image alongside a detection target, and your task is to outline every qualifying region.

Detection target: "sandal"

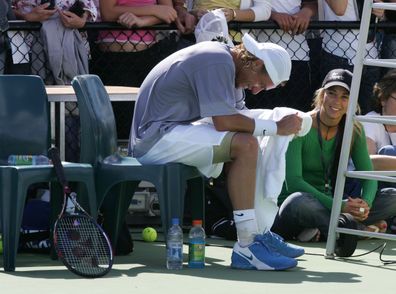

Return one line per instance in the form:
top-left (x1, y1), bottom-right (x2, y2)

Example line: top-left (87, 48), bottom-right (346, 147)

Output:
top-left (361, 221), bottom-right (388, 240)
top-left (373, 220), bottom-right (388, 233)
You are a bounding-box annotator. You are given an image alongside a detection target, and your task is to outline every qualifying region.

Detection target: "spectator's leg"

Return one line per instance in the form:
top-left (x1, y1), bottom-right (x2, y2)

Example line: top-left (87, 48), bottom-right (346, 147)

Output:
top-left (363, 188), bottom-right (396, 227)
top-left (272, 192), bottom-right (331, 240)
top-left (377, 146), bottom-right (396, 189)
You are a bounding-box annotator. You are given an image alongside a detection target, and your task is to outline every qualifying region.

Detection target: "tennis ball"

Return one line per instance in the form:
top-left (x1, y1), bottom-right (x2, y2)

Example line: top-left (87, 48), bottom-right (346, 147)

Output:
top-left (142, 227), bottom-right (157, 242)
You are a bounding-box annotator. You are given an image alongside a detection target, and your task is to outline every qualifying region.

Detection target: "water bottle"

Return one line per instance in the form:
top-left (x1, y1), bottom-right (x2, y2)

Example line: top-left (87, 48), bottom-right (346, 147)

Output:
top-left (166, 218), bottom-right (183, 270)
top-left (102, 151), bottom-right (122, 164)
top-left (7, 155), bottom-right (51, 165)
top-left (188, 219), bottom-right (205, 268)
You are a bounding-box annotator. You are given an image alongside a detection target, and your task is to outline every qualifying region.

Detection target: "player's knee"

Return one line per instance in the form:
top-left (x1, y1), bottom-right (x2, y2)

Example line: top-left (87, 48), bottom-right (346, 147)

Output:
top-left (230, 133), bottom-right (258, 159)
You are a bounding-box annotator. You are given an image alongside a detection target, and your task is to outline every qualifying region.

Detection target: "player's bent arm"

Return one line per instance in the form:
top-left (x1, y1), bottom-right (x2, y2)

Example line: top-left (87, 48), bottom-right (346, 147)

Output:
top-left (212, 114), bottom-right (277, 136)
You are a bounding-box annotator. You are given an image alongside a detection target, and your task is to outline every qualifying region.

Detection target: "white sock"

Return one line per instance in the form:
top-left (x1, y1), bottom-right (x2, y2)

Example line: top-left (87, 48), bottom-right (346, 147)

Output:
top-left (233, 209), bottom-right (259, 247)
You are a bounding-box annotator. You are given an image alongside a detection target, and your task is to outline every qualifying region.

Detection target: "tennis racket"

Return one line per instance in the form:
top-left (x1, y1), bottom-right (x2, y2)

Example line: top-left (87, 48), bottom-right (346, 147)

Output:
top-left (48, 147), bottom-right (113, 278)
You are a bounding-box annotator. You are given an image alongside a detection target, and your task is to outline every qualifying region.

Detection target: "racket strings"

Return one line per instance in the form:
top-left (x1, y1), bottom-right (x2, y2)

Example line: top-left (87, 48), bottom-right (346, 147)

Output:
top-left (55, 216), bottom-right (112, 276)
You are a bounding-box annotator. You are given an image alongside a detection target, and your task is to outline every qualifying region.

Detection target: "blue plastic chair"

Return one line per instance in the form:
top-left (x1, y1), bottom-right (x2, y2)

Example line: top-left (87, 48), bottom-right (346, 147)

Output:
top-left (71, 75), bottom-right (205, 251)
top-left (0, 75), bottom-right (97, 271)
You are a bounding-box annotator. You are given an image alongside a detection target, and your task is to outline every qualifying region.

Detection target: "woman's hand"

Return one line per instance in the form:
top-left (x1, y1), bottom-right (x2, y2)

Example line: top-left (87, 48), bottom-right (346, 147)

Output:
top-left (152, 5), bottom-right (177, 24)
top-left (221, 8), bottom-right (235, 22)
top-left (291, 9), bottom-right (312, 35)
top-left (372, 0), bottom-right (385, 19)
top-left (342, 197), bottom-right (370, 222)
top-left (23, 3), bottom-right (56, 22)
top-left (58, 9), bottom-right (87, 29)
top-left (190, 9), bottom-right (209, 21)
top-left (174, 6), bottom-right (196, 34)
top-left (271, 12), bottom-right (295, 34)
top-left (118, 12), bottom-right (146, 28)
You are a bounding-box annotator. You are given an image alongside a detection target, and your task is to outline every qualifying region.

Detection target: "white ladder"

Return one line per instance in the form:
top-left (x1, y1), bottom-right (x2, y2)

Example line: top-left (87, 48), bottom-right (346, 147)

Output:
top-left (325, 0), bottom-right (396, 258)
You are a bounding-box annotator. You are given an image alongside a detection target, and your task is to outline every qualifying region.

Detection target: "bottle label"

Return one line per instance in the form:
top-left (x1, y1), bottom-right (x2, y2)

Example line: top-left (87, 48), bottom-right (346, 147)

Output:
top-left (13, 155), bottom-right (33, 165)
top-left (188, 241), bottom-right (205, 264)
top-left (167, 242), bottom-right (182, 260)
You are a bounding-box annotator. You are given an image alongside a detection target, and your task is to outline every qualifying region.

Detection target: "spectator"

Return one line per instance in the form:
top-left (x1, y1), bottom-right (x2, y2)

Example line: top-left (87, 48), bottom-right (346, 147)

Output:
top-left (250, 0), bottom-right (317, 112)
top-left (173, 0), bottom-right (272, 44)
top-left (13, 0), bottom-right (97, 162)
top-left (362, 69), bottom-right (396, 232)
top-left (91, 0), bottom-right (179, 141)
top-left (362, 70), bottom-right (396, 170)
top-left (318, 0), bottom-right (384, 114)
top-left (94, 0), bottom-right (177, 85)
top-left (12, 0), bottom-right (97, 83)
top-left (380, 0), bottom-right (396, 68)
top-left (1, 0), bottom-right (33, 74)
top-left (0, 0), bottom-right (15, 74)
top-left (272, 69), bottom-right (396, 242)
top-left (173, 0), bottom-right (196, 35)
top-left (129, 33), bottom-right (311, 270)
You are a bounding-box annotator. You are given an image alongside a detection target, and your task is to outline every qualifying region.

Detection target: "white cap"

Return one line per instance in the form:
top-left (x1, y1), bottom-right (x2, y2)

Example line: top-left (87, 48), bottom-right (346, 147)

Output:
top-left (194, 9), bottom-right (234, 47)
top-left (242, 33), bottom-right (291, 87)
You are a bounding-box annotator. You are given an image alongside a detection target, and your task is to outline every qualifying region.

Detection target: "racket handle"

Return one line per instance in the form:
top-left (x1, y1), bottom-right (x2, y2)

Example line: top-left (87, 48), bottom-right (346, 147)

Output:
top-left (48, 147), bottom-right (69, 191)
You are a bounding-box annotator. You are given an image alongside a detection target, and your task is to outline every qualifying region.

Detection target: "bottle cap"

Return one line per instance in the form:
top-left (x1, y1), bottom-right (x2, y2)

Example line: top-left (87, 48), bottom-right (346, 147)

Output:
top-left (171, 218), bottom-right (180, 225)
top-left (192, 220), bottom-right (202, 226)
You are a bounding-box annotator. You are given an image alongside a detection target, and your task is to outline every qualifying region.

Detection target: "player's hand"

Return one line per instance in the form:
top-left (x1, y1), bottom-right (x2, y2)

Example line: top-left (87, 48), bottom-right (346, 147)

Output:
top-left (276, 114), bottom-right (303, 136)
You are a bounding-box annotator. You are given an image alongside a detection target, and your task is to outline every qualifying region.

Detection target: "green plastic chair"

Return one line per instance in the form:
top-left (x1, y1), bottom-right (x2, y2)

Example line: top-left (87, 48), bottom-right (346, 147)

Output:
top-left (0, 75), bottom-right (97, 271)
top-left (71, 75), bottom-right (205, 251)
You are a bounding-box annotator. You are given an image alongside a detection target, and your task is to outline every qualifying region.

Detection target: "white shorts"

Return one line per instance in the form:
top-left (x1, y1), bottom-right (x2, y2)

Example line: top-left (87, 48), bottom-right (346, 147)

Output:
top-left (137, 122), bottom-right (228, 178)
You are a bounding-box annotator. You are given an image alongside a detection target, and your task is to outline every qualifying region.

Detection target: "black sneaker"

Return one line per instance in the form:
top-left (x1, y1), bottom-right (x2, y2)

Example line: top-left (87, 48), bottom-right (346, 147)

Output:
top-left (335, 213), bottom-right (358, 257)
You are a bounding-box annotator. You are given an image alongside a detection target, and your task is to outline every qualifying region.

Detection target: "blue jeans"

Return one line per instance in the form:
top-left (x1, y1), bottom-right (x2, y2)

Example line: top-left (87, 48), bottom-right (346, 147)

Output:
top-left (378, 145), bottom-right (396, 156)
top-left (272, 189), bottom-right (396, 240)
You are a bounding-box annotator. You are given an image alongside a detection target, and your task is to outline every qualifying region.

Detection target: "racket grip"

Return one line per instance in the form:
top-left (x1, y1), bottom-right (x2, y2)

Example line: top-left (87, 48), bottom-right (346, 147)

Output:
top-left (48, 147), bottom-right (69, 189)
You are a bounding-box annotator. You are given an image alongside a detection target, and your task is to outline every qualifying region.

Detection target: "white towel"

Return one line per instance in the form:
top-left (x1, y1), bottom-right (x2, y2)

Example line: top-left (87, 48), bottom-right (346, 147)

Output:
top-left (240, 107), bottom-right (312, 232)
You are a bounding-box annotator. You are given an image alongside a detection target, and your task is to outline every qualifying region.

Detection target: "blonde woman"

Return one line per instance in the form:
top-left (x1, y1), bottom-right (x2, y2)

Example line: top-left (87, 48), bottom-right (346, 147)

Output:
top-left (272, 69), bottom-right (396, 242)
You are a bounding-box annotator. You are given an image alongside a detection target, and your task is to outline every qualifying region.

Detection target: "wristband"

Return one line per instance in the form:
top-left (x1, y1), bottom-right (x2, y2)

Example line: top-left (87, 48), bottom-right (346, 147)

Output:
top-left (253, 118), bottom-right (277, 137)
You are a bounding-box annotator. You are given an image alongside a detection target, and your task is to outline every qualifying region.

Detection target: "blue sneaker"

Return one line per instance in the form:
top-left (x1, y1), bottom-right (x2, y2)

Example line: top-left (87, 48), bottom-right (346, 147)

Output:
top-left (258, 231), bottom-right (305, 258)
top-left (231, 236), bottom-right (297, 270)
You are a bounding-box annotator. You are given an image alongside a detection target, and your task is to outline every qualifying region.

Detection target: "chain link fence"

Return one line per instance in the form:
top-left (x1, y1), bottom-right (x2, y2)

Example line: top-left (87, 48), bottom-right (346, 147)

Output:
top-left (1, 21), bottom-right (396, 161)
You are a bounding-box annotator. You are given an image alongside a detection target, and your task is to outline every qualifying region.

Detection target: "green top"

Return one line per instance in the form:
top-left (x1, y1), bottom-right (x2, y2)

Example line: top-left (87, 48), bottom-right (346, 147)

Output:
top-left (278, 126), bottom-right (377, 210)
